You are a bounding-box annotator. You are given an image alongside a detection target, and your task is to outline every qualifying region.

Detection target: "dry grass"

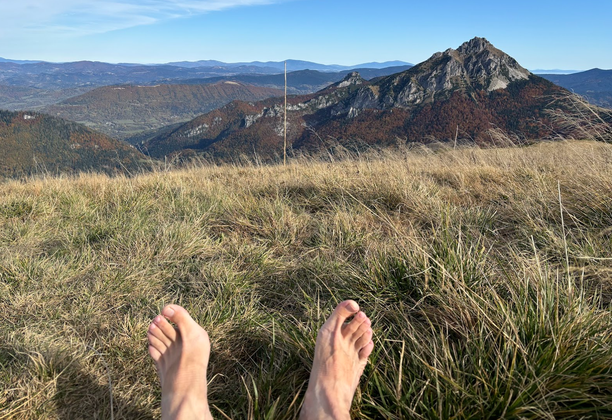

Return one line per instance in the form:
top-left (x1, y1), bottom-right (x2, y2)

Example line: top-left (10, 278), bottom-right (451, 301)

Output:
top-left (1, 140), bottom-right (612, 419)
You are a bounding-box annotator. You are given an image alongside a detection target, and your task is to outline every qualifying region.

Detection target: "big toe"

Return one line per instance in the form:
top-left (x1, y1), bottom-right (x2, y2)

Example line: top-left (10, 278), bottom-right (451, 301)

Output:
top-left (328, 300), bottom-right (360, 328)
top-left (162, 304), bottom-right (199, 333)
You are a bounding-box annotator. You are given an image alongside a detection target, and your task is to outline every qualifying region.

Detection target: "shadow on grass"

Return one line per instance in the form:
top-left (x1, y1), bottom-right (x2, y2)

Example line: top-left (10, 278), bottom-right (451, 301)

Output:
top-left (0, 342), bottom-right (155, 420)
top-left (54, 364), bottom-right (155, 420)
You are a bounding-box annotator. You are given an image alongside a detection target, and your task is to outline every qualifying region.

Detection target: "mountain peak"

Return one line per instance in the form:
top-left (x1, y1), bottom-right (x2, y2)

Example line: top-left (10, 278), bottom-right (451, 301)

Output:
top-left (337, 71), bottom-right (366, 87)
top-left (324, 71), bottom-right (367, 91)
top-left (456, 37), bottom-right (494, 55)
top-left (382, 37), bottom-right (532, 108)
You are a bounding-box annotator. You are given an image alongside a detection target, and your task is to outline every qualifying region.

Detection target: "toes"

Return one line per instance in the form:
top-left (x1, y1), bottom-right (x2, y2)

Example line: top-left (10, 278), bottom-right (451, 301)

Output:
top-left (327, 300), bottom-right (360, 329)
top-left (162, 304), bottom-right (198, 335)
top-left (351, 316), bottom-right (371, 341)
top-left (358, 340), bottom-right (374, 362)
top-left (148, 344), bottom-right (162, 362)
top-left (355, 328), bottom-right (373, 350)
top-left (147, 331), bottom-right (168, 356)
top-left (153, 314), bottom-right (178, 342)
top-left (341, 311), bottom-right (367, 337)
top-left (149, 319), bottom-right (173, 347)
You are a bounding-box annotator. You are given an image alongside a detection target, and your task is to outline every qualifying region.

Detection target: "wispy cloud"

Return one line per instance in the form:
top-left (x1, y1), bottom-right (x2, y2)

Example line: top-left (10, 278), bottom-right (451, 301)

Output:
top-left (0, 0), bottom-right (281, 38)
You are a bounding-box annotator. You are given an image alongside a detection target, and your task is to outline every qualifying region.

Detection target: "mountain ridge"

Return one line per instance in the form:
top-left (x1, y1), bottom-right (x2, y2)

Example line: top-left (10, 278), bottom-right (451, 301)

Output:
top-left (42, 82), bottom-right (284, 139)
top-left (140, 37), bottom-right (592, 161)
top-left (0, 110), bottom-right (147, 177)
top-left (0, 59), bottom-right (413, 91)
top-left (540, 69), bottom-right (612, 109)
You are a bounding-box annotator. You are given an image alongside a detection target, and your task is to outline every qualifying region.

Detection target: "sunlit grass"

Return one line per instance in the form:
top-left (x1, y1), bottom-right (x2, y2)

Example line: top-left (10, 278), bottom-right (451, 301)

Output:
top-left (1, 140), bottom-right (612, 418)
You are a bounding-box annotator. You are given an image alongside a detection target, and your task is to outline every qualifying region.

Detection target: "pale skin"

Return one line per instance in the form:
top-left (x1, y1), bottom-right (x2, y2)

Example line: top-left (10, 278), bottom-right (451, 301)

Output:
top-left (147, 300), bottom-right (374, 420)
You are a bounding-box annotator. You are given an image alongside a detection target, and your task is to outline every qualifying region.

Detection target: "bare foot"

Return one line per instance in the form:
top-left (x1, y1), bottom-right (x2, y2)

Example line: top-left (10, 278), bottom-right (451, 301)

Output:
top-left (148, 304), bottom-right (213, 420)
top-left (300, 300), bottom-right (374, 420)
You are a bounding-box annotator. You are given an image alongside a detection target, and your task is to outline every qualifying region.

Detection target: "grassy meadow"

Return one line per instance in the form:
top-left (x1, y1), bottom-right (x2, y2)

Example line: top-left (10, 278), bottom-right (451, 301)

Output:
top-left (1, 140), bottom-right (612, 419)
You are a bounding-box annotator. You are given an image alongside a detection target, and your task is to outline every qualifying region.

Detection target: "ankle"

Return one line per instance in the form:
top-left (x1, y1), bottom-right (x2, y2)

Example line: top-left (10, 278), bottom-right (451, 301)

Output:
top-left (163, 394), bottom-right (211, 420)
top-left (301, 388), bottom-right (351, 420)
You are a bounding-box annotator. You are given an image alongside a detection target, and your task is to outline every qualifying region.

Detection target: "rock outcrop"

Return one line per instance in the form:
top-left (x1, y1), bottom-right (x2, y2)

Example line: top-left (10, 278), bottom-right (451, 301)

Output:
top-left (352, 37), bottom-right (532, 111)
top-left (335, 71), bottom-right (366, 88)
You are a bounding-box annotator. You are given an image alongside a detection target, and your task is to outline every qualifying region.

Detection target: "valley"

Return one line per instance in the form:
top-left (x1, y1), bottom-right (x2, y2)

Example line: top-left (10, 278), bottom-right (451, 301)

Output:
top-left (42, 82), bottom-right (285, 139)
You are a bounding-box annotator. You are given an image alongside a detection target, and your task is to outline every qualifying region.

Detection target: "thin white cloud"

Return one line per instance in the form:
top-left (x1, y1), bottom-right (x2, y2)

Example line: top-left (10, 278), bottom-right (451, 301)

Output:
top-left (0, 0), bottom-right (280, 38)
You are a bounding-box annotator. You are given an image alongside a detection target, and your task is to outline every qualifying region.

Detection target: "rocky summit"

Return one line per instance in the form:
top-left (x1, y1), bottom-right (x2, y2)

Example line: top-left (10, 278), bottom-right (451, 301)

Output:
top-left (377, 37), bottom-right (531, 107)
top-left (140, 38), bottom-right (588, 160)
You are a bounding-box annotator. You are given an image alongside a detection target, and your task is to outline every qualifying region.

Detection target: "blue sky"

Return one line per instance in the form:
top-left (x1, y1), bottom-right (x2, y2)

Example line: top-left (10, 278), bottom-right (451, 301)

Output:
top-left (1, 0), bottom-right (609, 70)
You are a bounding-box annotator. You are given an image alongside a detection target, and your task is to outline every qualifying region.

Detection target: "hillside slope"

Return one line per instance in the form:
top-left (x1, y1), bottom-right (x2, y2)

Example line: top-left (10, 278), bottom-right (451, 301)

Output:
top-left (43, 82), bottom-right (284, 139)
top-left (0, 110), bottom-right (147, 177)
top-left (2, 141), bottom-right (611, 418)
top-left (142, 37), bottom-right (582, 160)
top-left (540, 69), bottom-right (612, 108)
top-left (0, 85), bottom-right (92, 111)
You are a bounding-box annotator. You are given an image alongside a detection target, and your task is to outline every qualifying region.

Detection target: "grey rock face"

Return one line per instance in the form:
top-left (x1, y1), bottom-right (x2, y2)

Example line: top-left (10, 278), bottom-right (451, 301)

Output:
top-left (337, 71), bottom-right (366, 88)
top-left (350, 86), bottom-right (379, 109)
top-left (456, 37), bottom-right (490, 55)
top-left (460, 38), bottom-right (530, 91)
top-left (184, 123), bottom-right (209, 138)
top-left (349, 37), bottom-right (532, 111)
top-left (243, 112), bottom-right (263, 128)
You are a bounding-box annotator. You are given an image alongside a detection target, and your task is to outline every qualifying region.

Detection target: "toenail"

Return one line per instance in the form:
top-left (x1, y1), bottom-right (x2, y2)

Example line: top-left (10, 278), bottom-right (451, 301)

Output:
top-left (163, 306), bottom-right (175, 317)
top-left (346, 300), bottom-right (359, 312)
top-left (149, 323), bottom-right (157, 330)
top-left (154, 315), bottom-right (162, 324)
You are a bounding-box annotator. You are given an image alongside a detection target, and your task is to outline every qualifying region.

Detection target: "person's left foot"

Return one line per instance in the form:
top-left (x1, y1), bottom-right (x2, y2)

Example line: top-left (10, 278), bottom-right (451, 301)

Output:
top-left (300, 300), bottom-right (374, 420)
top-left (148, 304), bottom-right (213, 420)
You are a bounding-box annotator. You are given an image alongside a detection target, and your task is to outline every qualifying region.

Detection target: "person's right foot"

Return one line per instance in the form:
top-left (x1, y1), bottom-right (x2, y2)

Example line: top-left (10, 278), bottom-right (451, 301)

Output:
top-left (300, 300), bottom-right (374, 420)
top-left (147, 304), bottom-right (213, 420)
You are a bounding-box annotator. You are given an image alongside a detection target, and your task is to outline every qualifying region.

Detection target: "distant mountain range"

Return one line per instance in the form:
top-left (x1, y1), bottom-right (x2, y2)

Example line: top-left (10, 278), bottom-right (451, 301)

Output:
top-left (0, 58), bottom-right (413, 91)
top-left (176, 66), bottom-right (413, 94)
top-left (531, 69), bottom-right (581, 75)
top-left (140, 37), bottom-right (594, 161)
top-left (0, 110), bottom-right (146, 177)
top-left (164, 59), bottom-right (412, 71)
top-left (540, 69), bottom-right (612, 109)
top-left (0, 56), bottom-right (412, 71)
top-left (0, 61), bottom-right (266, 90)
top-left (0, 57), bottom-right (43, 65)
top-left (0, 66), bottom-right (412, 139)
